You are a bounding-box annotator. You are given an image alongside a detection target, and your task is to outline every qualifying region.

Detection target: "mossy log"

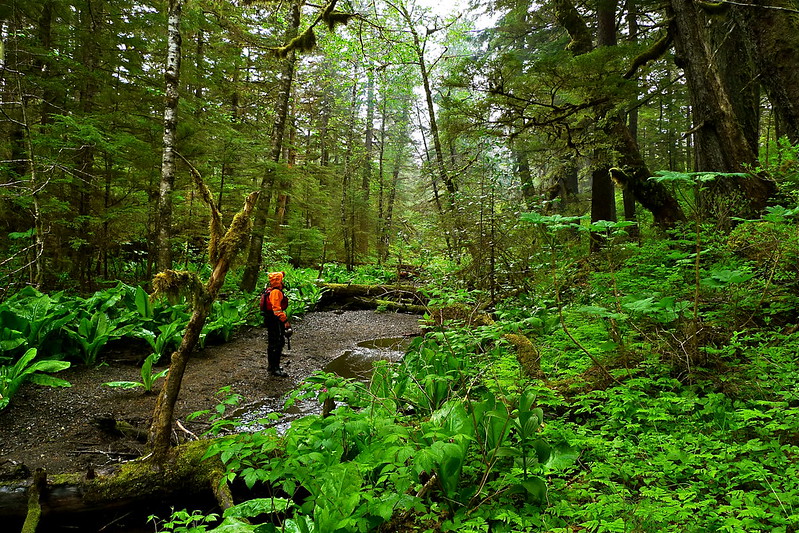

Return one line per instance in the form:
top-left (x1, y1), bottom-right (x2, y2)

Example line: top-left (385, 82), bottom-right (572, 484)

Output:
top-left (315, 283), bottom-right (427, 311)
top-left (1, 440), bottom-right (233, 524)
top-left (426, 303), bottom-right (494, 327)
top-left (20, 468), bottom-right (46, 533)
top-left (503, 333), bottom-right (544, 379)
top-left (372, 299), bottom-right (428, 314)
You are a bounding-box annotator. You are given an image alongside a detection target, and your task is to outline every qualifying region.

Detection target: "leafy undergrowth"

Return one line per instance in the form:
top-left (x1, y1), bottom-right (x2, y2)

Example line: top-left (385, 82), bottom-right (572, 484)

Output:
top-left (151, 216), bottom-right (799, 532)
top-left (0, 263), bottom-right (403, 411)
top-left (535, 339), bottom-right (799, 532)
top-left (151, 318), bottom-right (798, 532)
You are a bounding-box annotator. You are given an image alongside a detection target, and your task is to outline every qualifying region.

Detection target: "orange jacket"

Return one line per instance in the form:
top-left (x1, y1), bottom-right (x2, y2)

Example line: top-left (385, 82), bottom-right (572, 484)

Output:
top-left (266, 272), bottom-right (289, 323)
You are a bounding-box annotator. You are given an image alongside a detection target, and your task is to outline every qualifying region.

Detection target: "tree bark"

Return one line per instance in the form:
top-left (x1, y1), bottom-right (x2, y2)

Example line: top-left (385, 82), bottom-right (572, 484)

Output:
top-left (735, 0), bottom-right (799, 143)
top-left (623, 0), bottom-right (640, 239)
top-left (73, 0), bottom-right (103, 289)
top-left (340, 65), bottom-right (360, 269)
top-left (590, 0), bottom-right (619, 252)
top-left (156, 0), bottom-right (183, 273)
top-left (590, 164), bottom-right (616, 253)
top-left (240, 0), bottom-right (300, 293)
top-left (669, 0), bottom-right (775, 213)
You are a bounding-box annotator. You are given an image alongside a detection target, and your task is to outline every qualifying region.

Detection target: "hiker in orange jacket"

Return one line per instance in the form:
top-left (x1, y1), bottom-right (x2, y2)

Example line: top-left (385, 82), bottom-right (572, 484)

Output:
top-left (260, 271), bottom-right (292, 377)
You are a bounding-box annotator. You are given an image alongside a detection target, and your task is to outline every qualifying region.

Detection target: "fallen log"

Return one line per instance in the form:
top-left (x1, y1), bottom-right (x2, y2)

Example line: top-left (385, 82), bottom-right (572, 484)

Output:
top-left (1, 439), bottom-right (236, 527)
top-left (20, 468), bottom-right (45, 533)
top-left (315, 283), bottom-right (427, 311)
top-left (372, 298), bottom-right (427, 314)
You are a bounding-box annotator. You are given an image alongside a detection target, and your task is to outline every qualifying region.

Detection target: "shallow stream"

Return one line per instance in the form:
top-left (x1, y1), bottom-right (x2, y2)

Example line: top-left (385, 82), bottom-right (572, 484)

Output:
top-left (232, 336), bottom-right (412, 432)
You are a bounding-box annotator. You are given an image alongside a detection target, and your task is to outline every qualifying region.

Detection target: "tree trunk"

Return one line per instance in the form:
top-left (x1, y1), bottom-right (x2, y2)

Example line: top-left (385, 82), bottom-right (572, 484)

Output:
top-left (156, 0), bottom-right (183, 273)
top-left (590, 0), bottom-right (619, 252)
top-left (398, 5), bottom-right (457, 207)
top-left (590, 164), bottom-right (616, 253)
top-left (340, 66), bottom-right (360, 269)
top-left (623, 0), bottom-right (640, 239)
top-left (314, 282), bottom-right (427, 310)
top-left (607, 118), bottom-right (686, 227)
top-left (240, 0), bottom-right (300, 293)
top-left (5, 441), bottom-right (233, 529)
top-left (362, 68), bottom-right (375, 200)
top-left (669, 0), bottom-right (775, 213)
top-left (148, 162), bottom-right (259, 462)
top-left (555, 0), bottom-right (686, 228)
top-left (513, 147), bottom-right (536, 209)
top-left (73, 0), bottom-right (103, 289)
top-left (735, 0), bottom-right (799, 143)
top-left (147, 304), bottom-right (210, 460)
top-left (357, 68), bottom-right (376, 256)
top-left (377, 95), bottom-right (389, 263)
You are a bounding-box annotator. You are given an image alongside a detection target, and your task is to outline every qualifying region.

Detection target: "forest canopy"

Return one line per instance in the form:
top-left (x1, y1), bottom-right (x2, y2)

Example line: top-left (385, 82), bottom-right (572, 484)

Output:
top-left (1, 0), bottom-right (798, 292)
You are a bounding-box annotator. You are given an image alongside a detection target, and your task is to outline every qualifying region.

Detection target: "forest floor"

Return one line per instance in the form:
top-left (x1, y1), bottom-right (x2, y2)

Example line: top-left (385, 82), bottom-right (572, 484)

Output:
top-left (0, 310), bottom-right (422, 479)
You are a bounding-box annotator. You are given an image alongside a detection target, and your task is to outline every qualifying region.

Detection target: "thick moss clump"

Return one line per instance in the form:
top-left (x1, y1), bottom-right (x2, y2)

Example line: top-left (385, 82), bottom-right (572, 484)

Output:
top-left (503, 333), bottom-right (543, 378)
top-left (82, 440), bottom-right (224, 506)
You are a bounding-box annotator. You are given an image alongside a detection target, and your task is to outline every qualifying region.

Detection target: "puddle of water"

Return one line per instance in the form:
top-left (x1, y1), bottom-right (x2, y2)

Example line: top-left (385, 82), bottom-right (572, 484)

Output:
top-left (322, 336), bottom-right (410, 381)
top-left (232, 336), bottom-right (413, 433)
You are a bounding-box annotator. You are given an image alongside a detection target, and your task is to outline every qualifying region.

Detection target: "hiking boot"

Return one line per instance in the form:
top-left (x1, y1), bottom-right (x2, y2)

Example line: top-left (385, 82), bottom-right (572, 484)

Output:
top-left (269, 367), bottom-right (288, 378)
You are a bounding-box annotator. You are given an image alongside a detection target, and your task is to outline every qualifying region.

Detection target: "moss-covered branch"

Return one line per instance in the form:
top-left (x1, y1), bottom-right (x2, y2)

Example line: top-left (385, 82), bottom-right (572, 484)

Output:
top-left (270, 0), bottom-right (356, 58)
top-left (147, 159), bottom-right (258, 464)
top-left (624, 32), bottom-right (672, 79)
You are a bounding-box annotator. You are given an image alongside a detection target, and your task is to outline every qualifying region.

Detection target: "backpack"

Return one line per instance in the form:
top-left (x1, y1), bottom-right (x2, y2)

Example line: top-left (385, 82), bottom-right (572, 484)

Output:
top-left (259, 287), bottom-right (273, 313)
top-left (259, 287), bottom-right (288, 313)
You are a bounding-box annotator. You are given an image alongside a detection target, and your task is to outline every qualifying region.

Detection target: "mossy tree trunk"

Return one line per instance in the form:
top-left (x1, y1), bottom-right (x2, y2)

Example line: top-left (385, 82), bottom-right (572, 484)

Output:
top-left (147, 157), bottom-right (259, 464)
top-left (736, 0), bottom-right (799, 144)
top-left (315, 282), bottom-right (427, 311)
top-left (12, 441), bottom-right (235, 528)
top-left (669, 0), bottom-right (775, 214)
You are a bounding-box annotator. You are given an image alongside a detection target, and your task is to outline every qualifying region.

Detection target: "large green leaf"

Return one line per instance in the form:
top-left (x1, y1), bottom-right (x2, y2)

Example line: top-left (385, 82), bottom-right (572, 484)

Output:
top-left (134, 285), bottom-right (153, 319)
top-left (519, 476), bottom-right (547, 504)
top-left (532, 438), bottom-right (552, 464)
top-left (28, 374), bottom-right (72, 388)
top-left (0, 328), bottom-right (26, 353)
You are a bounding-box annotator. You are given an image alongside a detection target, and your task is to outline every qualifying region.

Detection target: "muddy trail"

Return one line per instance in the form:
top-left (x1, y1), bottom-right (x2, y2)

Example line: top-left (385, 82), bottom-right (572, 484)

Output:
top-left (0, 310), bottom-right (422, 478)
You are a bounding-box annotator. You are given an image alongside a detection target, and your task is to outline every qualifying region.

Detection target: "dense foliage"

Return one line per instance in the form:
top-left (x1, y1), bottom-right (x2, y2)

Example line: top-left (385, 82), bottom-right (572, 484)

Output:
top-left (147, 202), bottom-right (799, 531)
top-left (2, 0), bottom-right (799, 531)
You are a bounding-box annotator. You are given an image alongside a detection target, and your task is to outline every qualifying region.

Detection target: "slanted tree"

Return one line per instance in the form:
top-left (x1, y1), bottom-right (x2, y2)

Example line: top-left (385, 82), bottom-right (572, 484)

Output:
top-left (735, 0), bottom-right (799, 144)
top-left (147, 157), bottom-right (258, 462)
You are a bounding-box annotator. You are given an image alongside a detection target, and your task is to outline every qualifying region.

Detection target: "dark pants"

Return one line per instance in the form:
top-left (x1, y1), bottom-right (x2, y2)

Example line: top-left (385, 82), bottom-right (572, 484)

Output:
top-left (263, 314), bottom-right (285, 370)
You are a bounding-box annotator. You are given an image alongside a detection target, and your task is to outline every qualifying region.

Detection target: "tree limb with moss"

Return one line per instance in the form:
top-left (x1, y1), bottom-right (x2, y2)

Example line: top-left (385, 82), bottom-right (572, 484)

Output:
top-left (147, 154), bottom-right (259, 464)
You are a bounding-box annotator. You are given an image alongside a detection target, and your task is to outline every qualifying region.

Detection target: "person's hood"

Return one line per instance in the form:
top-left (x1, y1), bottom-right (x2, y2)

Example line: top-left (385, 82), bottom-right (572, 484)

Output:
top-left (268, 271), bottom-right (285, 288)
